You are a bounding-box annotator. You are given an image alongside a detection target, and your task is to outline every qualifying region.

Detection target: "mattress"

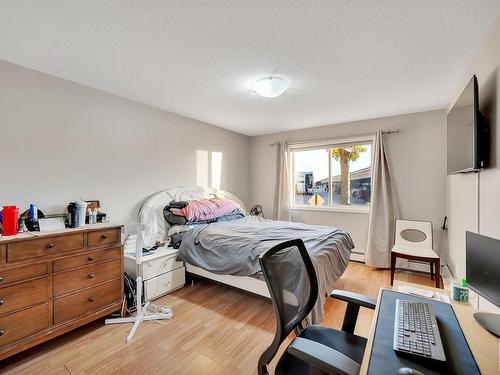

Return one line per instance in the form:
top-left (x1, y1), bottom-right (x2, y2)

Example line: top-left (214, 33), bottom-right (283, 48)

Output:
top-left (177, 216), bottom-right (354, 322)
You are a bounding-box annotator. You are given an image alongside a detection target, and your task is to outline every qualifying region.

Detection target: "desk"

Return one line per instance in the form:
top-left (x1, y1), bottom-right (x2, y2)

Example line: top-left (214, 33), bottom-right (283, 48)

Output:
top-left (360, 281), bottom-right (500, 374)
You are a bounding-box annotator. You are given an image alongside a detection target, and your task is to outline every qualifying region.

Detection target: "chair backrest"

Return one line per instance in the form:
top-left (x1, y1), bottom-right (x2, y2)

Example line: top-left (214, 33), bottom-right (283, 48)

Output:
top-left (395, 220), bottom-right (433, 249)
top-left (257, 239), bottom-right (318, 375)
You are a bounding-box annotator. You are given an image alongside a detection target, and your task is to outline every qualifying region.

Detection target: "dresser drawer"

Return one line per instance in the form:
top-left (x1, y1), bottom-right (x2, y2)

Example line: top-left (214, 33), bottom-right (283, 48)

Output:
top-left (87, 228), bottom-right (120, 248)
top-left (0, 303), bottom-right (50, 347)
top-left (0, 263), bottom-right (48, 285)
top-left (53, 246), bottom-right (121, 273)
top-left (53, 259), bottom-right (121, 297)
top-left (54, 279), bottom-right (121, 324)
top-left (0, 277), bottom-right (49, 315)
top-left (0, 245), bottom-right (5, 264)
top-left (0, 244), bottom-right (7, 264)
top-left (7, 233), bottom-right (84, 262)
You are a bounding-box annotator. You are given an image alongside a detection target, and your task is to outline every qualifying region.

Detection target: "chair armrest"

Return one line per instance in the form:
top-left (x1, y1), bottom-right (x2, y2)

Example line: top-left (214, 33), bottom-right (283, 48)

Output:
top-left (330, 290), bottom-right (377, 334)
top-left (287, 337), bottom-right (361, 375)
top-left (330, 290), bottom-right (376, 310)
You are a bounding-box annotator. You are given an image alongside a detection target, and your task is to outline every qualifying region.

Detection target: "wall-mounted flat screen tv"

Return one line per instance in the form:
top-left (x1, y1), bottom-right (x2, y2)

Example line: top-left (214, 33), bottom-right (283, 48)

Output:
top-left (447, 75), bottom-right (488, 174)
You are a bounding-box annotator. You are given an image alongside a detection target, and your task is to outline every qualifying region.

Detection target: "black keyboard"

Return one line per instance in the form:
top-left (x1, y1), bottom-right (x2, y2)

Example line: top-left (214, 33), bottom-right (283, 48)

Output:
top-left (393, 299), bottom-right (446, 361)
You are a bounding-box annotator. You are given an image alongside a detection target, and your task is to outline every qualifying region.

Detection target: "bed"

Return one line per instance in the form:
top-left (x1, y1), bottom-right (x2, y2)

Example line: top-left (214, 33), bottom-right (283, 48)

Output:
top-left (139, 186), bottom-right (354, 323)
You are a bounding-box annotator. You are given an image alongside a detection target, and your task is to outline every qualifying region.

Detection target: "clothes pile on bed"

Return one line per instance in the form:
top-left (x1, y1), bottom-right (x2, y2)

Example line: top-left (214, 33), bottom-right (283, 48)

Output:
top-left (163, 198), bottom-right (246, 248)
top-left (162, 197), bottom-right (354, 323)
top-left (163, 198), bottom-right (245, 226)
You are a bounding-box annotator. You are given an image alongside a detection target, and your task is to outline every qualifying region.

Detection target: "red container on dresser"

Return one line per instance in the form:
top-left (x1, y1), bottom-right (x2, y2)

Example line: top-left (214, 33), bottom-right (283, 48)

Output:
top-left (1, 206), bottom-right (19, 236)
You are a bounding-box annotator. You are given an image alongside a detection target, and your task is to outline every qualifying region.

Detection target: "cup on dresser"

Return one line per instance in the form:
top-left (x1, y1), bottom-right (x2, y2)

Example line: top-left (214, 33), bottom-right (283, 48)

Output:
top-left (73, 201), bottom-right (88, 228)
top-left (1, 206), bottom-right (19, 236)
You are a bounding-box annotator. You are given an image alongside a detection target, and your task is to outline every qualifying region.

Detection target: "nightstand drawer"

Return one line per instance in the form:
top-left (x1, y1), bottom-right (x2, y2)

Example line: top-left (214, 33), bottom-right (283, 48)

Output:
top-left (87, 228), bottom-right (120, 248)
top-left (53, 259), bottom-right (121, 297)
top-left (142, 255), bottom-right (183, 280)
top-left (144, 267), bottom-right (185, 300)
top-left (54, 279), bottom-right (122, 324)
top-left (0, 263), bottom-right (48, 285)
top-left (0, 277), bottom-right (49, 315)
top-left (0, 303), bottom-right (50, 347)
top-left (7, 234), bottom-right (84, 262)
top-left (53, 246), bottom-right (121, 272)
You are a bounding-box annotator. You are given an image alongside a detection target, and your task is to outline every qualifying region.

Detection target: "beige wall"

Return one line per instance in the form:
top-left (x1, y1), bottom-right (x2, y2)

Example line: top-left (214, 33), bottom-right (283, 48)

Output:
top-left (250, 109), bottom-right (447, 258)
top-left (447, 15), bottom-right (500, 313)
top-left (0, 60), bottom-right (251, 224)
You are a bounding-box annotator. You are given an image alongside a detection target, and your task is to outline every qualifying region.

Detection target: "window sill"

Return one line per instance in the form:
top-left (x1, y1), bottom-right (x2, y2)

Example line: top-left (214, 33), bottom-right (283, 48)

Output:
top-left (290, 205), bottom-right (370, 214)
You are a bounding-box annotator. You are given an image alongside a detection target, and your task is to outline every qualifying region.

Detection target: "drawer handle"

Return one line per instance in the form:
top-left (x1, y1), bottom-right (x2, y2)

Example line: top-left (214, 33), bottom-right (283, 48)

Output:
top-left (0, 300), bottom-right (4, 306)
top-left (0, 330), bottom-right (4, 336)
top-left (101, 235), bottom-right (107, 240)
top-left (88, 256), bottom-right (94, 261)
top-left (0, 276), bottom-right (3, 282)
top-left (47, 243), bottom-right (54, 249)
top-left (87, 274), bottom-right (94, 279)
top-left (88, 297), bottom-right (95, 302)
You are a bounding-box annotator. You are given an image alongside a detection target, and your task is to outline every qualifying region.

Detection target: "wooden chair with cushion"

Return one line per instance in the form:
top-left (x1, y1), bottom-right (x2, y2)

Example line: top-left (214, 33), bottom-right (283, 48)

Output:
top-left (390, 219), bottom-right (440, 288)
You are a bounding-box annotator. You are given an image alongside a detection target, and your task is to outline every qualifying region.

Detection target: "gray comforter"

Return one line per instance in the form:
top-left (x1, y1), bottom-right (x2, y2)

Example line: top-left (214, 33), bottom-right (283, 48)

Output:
top-left (178, 216), bottom-right (354, 322)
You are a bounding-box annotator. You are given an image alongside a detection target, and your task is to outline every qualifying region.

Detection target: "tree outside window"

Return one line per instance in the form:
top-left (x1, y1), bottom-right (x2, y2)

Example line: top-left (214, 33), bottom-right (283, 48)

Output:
top-left (329, 145), bottom-right (368, 205)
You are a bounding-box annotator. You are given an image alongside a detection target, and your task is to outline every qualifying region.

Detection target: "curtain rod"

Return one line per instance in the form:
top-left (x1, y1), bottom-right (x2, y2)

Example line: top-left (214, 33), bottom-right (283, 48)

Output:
top-left (268, 128), bottom-right (400, 146)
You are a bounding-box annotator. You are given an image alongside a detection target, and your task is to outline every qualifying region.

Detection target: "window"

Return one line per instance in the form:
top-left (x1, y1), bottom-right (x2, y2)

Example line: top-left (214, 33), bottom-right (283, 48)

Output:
top-left (291, 139), bottom-right (372, 211)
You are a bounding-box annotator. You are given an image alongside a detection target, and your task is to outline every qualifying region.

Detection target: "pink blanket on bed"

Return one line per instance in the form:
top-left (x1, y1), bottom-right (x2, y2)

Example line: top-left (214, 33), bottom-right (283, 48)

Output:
top-left (170, 198), bottom-right (239, 222)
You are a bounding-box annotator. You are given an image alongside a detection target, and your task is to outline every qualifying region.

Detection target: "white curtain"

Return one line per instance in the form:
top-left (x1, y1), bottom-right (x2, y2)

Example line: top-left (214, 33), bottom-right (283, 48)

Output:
top-left (366, 130), bottom-right (399, 268)
top-left (273, 141), bottom-right (291, 221)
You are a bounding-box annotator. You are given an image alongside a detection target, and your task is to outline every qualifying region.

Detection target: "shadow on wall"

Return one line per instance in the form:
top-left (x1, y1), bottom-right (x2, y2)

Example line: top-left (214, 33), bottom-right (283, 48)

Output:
top-left (481, 68), bottom-right (497, 168)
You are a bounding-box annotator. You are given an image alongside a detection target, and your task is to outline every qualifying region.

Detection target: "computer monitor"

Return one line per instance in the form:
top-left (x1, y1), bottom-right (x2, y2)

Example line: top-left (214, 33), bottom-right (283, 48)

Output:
top-left (466, 231), bottom-right (500, 337)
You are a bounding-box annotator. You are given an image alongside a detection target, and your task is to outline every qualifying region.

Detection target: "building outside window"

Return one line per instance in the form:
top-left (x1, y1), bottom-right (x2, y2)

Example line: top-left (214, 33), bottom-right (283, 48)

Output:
top-left (291, 139), bottom-right (373, 212)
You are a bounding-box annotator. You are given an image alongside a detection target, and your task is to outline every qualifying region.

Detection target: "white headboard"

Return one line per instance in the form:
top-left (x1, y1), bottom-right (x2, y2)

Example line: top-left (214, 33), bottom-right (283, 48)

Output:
top-left (138, 186), bottom-right (246, 242)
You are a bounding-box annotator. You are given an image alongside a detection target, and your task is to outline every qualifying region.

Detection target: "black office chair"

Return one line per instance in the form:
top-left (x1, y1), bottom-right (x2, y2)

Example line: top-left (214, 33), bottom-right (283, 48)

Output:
top-left (258, 239), bottom-right (376, 375)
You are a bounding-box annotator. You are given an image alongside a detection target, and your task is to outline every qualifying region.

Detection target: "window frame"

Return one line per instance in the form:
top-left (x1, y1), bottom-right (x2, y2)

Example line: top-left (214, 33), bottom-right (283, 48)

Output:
top-left (289, 135), bottom-right (375, 214)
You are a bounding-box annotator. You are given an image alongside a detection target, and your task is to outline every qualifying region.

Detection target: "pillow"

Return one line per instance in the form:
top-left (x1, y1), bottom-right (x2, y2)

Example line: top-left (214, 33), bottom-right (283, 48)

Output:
top-left (167, 225), bottom-right (193, 237)
top-left (170, 198), bottom-right (240, 222)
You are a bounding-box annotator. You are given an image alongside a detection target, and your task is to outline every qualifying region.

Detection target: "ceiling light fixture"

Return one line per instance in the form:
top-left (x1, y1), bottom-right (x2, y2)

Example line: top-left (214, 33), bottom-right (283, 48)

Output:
top-left (252, 76), bottom-right (290, 98)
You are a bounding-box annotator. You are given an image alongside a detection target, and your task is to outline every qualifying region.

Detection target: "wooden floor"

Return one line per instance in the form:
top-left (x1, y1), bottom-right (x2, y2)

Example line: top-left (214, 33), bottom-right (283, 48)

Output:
top-left (0, 263), bottom-right (436, 375)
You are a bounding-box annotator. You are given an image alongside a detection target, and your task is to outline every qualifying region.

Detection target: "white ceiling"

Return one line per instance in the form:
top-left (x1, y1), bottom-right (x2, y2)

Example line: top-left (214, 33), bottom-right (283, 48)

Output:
top-left (1, 1), bottom-right (499, 136)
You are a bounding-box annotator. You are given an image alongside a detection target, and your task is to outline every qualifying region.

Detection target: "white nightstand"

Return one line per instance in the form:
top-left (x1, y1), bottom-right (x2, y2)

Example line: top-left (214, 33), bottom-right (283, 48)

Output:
top-left (124, 246), bottom-right (185, 301)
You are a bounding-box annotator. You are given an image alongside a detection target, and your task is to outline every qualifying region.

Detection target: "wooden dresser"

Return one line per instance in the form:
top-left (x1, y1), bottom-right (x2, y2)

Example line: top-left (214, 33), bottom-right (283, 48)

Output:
top-left (0, 224), bottom-right (123, 360)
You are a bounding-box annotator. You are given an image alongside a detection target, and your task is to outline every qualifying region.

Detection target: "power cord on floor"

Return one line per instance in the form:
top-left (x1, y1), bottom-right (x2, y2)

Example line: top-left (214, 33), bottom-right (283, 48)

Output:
top-left (145, 303), bottom-right (174, 325)
top-left (111, 302), bottom-right (173, 325)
